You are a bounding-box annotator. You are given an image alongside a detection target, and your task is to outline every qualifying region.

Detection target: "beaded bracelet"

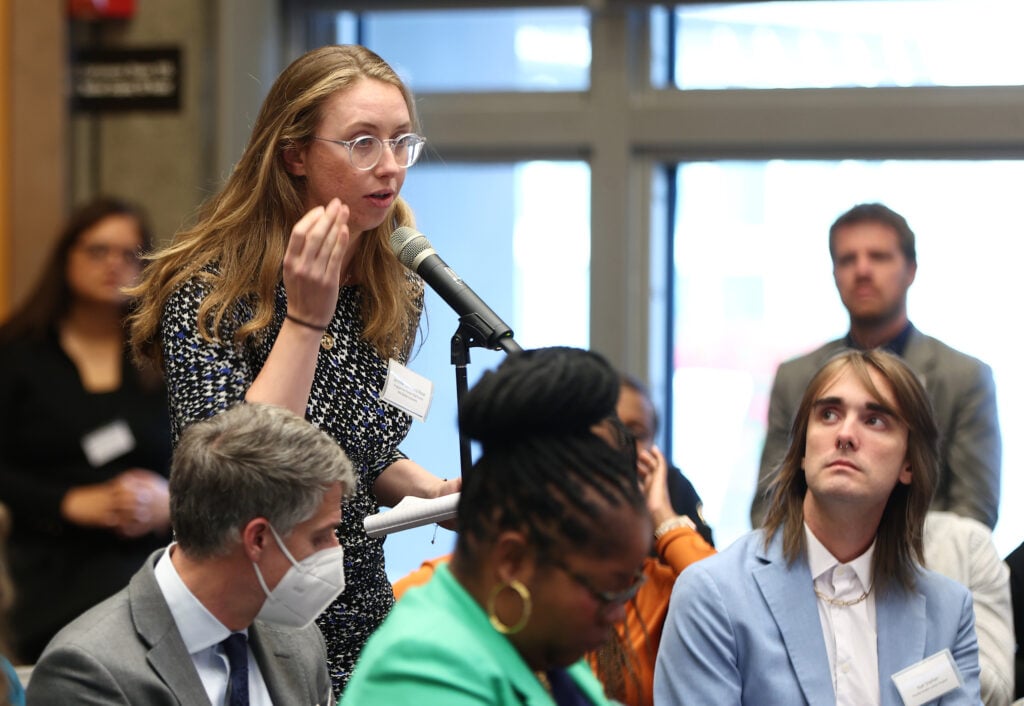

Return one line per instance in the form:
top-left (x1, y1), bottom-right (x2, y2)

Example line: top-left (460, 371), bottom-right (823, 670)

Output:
top-left (285, 313), bottom-right (329, 331)
top-left (654, 515), bottom-right (696, 540)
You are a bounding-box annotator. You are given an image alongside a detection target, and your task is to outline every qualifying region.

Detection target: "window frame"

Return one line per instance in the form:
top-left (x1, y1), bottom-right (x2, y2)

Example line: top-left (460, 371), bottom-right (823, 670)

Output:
top-left (259, 0), bottom-right (1024, 487)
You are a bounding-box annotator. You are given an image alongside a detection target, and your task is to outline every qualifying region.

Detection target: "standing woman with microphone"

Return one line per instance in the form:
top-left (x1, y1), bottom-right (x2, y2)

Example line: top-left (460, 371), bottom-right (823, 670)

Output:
top-left (128, 45), bottom-right (457, 693)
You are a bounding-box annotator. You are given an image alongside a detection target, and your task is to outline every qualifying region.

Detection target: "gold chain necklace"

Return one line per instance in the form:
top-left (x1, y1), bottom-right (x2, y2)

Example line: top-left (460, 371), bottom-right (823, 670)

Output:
top-left (814, 585), bottom-right (872, 607)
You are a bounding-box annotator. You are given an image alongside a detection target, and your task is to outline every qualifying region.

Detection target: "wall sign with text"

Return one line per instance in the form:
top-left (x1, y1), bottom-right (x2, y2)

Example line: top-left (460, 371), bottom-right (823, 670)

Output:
top-left (71, 47), bottom-right (181, 111)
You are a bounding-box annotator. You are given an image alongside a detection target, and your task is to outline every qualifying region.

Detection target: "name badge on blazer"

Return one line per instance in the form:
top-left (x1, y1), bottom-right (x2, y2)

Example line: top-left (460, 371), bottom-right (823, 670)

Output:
top-left (381, 359), bottom-right (433, 422)
top-left (81, 419), bottom-right (136, 467)
top-left (891, 649), bottom-right (963, 706)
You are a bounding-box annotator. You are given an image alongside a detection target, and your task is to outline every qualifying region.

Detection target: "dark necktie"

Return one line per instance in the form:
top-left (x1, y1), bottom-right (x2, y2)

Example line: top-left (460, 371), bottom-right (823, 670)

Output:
top-left (221, 632), bottom-right (250, 706)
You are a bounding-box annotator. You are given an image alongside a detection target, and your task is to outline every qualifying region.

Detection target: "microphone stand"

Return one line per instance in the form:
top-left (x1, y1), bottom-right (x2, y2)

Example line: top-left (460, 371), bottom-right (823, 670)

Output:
top-left (451, 317), bottom-right (522, 477)
top-left (360, 303), bottom-right (522, 538)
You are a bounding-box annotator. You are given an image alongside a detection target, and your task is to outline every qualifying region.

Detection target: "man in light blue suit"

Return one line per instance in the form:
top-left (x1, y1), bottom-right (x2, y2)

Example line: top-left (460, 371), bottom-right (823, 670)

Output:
top-left (655, 349), bottom-right (980, 705)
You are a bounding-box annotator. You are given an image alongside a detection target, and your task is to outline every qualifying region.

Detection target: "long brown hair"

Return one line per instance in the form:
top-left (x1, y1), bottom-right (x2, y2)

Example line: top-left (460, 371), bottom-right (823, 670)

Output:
top-left (761, 349), bottom-right (937, 594)
top-left (0, 196), bottom-right (152, 344)
top-left (129, 45), bottom-right (422, 367)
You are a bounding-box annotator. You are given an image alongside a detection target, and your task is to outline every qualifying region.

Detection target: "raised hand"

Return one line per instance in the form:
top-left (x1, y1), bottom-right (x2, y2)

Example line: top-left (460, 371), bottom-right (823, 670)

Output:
top-left (637, 445), bottom-right (675, 526)
top-left (282, 197), bottom-right (350, 328)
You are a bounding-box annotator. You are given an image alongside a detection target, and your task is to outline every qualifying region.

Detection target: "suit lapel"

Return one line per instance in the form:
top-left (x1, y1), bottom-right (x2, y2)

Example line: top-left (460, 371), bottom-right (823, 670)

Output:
top-left (753, 533), bottom-right (835, 705)
top-left (876, 587), bottom-right (926, 705)
top-left (483, 630), bottom-right (553, 705)
top-left (899, 328), bottom-right (936, 387)
top-left (131, 551), bottom-right (213, 706)
top-left (456, 599), bottom-right (560, 705)
top-left (250, 623), bottom-right (315, 705)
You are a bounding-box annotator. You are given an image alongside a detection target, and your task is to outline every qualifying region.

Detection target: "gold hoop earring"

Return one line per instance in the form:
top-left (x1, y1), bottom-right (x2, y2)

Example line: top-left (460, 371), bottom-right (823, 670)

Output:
top-left (487, 579), bottom-right (532, 635)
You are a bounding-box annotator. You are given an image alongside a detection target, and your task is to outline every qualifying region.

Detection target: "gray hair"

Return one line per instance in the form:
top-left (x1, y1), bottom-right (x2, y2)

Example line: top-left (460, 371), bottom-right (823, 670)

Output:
top-left (169, 403), bottom-right (355, 558)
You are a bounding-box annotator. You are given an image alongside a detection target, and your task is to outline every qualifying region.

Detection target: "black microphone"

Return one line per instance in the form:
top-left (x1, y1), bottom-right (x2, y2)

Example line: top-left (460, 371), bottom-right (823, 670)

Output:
top-left (390, 226), bottom-right (521, 353)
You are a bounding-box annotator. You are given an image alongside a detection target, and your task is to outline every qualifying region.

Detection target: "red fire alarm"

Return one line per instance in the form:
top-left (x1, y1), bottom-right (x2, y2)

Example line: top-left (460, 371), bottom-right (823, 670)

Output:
top-left (68, 0), bottom-right (136, 20)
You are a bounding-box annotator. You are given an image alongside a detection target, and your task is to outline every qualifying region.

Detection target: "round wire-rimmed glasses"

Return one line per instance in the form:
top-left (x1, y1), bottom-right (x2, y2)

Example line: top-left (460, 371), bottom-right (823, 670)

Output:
top-left (312, 133), bottom-right (426, 170)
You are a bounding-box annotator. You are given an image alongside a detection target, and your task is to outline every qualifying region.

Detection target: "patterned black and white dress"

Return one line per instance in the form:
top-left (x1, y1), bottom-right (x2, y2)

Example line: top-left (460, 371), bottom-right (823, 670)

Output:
top-left (160, 274), bottom-right (422, 692)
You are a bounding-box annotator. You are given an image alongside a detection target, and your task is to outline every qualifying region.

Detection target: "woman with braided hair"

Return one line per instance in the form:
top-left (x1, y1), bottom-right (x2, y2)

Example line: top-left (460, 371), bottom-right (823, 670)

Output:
top-left (342, 347), bottom-right (651, 705)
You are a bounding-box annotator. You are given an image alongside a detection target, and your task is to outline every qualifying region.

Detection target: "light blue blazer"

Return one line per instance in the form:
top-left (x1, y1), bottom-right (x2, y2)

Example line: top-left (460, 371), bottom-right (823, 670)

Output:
top-left (653, 530), bottom-right (980, 705)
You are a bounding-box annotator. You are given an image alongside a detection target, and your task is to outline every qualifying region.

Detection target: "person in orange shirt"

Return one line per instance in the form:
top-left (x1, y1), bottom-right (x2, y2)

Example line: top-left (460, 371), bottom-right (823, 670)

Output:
top-left (596, 442), bottom-right (715, 706)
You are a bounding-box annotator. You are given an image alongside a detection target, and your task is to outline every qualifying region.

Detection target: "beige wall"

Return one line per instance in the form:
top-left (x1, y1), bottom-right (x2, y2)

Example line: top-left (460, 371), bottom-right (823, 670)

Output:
top-left (69, 1), bottom-right (216, 247)
top-left (0, 2), bottom-right (9, 315)
top-left (7, 2), bottom-right (66, 313)
top-left (2, 1), bottom-right (227, 313)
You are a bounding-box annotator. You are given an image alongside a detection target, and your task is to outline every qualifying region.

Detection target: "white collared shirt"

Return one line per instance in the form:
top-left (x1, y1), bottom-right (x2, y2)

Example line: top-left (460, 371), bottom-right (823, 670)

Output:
top-left (154, 545), bottom-right (274, 706)
top-left (805, 524), bottom-right (880, 706)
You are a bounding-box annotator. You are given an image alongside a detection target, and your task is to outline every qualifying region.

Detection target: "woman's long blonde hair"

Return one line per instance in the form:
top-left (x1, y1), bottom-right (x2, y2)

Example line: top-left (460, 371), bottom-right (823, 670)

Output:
top-left (129, 45), bottom-right (422, 366)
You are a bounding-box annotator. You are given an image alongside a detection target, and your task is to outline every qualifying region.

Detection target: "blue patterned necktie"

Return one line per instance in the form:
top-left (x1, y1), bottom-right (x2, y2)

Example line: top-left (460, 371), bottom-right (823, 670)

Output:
top-left (221, 632), bottom-right (250, 706)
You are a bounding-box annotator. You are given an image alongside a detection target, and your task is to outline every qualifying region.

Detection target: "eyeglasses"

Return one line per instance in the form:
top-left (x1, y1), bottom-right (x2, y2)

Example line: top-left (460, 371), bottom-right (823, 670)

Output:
top-left (550, 558), bottom-right (647, 607)
top-left (311, 133), bottom-right (426, 170)
top-left (76, 243), bottom-right (142, 266)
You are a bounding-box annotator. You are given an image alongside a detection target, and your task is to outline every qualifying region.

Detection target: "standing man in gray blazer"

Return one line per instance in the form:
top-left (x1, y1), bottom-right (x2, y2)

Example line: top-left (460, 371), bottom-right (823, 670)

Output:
top-left (27, 403), bottom-right (351, 705)
top-left (751, 202), bottom-right (1001, 529)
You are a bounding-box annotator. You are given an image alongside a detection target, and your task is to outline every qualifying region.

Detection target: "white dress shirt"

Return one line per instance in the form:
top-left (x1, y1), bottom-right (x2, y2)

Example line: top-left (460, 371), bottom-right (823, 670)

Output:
top-left (154, 545), bottom-right (274, 706)
top-left (805, 524), bottom-right (880, 706)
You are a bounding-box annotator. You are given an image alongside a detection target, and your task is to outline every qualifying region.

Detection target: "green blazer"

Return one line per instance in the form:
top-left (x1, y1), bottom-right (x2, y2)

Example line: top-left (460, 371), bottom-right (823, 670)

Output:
top-left (340, 564), bottom-right (611, 705)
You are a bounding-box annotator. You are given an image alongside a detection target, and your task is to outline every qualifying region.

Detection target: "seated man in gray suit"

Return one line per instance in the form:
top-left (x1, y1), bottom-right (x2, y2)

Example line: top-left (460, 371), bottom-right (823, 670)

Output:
top-left (655, 349), bottom-right (980, 705)
top-left (751, 202), bottom-right (1001, 529)
top-left (27, 402), bottom-right (350, 705)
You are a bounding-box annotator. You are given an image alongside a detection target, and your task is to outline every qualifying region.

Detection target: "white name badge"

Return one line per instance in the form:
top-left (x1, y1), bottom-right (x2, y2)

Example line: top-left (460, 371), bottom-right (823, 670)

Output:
top-left (381, 359), bottom-right (433, 422)
top-left (81, 419), bottom-right (136, 467)
top-left (891, 649), bottom-right (964, 706)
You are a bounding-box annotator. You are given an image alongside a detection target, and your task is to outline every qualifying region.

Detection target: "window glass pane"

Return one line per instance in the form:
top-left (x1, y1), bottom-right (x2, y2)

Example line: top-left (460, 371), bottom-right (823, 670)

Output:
top-left (383, 160), bottom-right (590, 579)
top-left (671, 159), bottom-right (1022, 555)
top-left (332, 12), bottom-right (357, 44)
top-left (324, 8), bottom-right (591, 92)
top-left (670, 1), bottom-right (1024, 89)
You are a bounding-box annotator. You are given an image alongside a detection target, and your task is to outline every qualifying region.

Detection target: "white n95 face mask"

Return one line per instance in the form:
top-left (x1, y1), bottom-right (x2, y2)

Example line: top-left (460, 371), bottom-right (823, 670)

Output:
top-left (253, 524), bottom-right (345, 628)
